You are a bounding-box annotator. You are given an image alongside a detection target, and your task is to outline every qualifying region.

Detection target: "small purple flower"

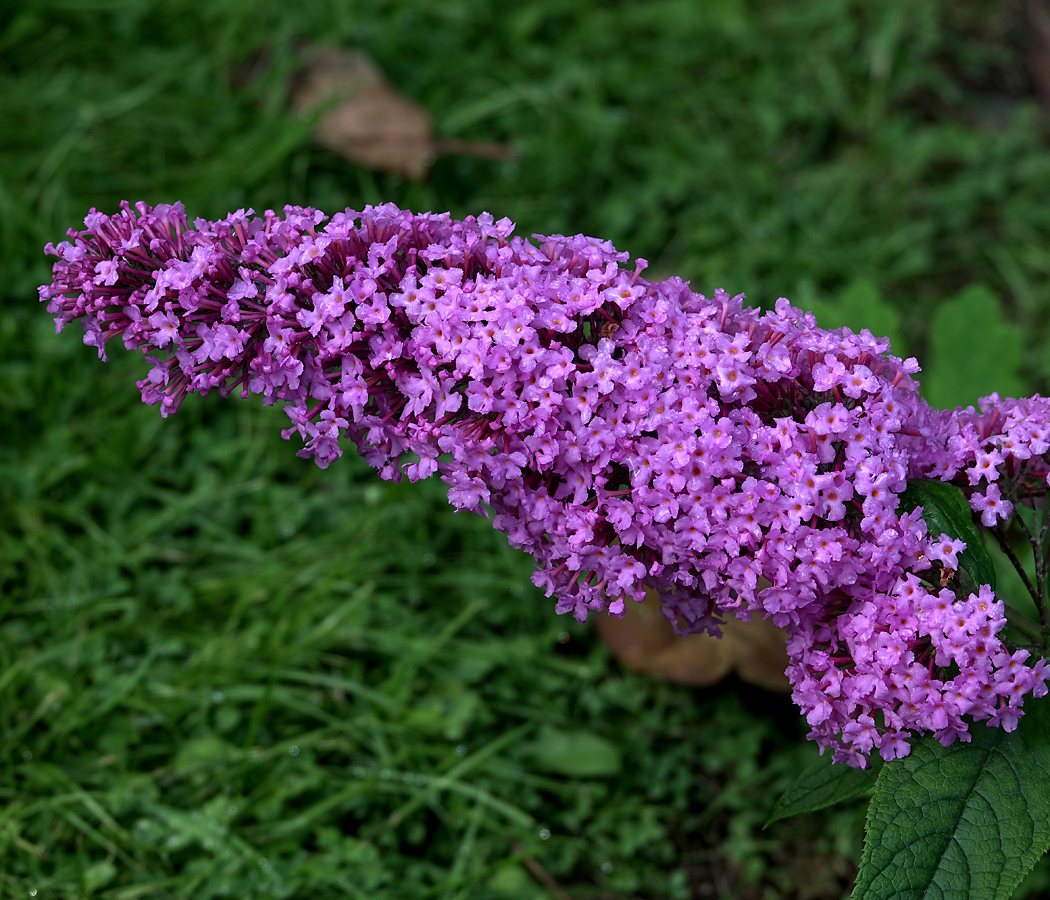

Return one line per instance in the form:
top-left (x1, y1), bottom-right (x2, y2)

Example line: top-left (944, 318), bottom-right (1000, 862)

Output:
top-left (971, 484), bottom-right (1012, 527)
top-left (928, 534), bottom-right (966, 570)
top-left (93, 258), bottom-right (120, 286)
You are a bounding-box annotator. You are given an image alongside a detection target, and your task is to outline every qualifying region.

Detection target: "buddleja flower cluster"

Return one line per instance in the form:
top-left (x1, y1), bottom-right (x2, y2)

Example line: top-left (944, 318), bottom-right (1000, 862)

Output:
top-left (40, 201), bottom-right (1050, 766)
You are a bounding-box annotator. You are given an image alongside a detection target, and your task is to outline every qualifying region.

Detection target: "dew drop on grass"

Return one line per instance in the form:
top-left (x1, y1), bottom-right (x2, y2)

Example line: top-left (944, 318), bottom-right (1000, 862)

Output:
top-left (22, 751), bottom-right (32, 761)
top-left (539, 828), bottom-right (551, 840)
top-left (288, 745), bottom-right (299, 757)
top-left (601, 862), bottom-right (614, 874)
top-left (456, 744), bottom-right (468, 756)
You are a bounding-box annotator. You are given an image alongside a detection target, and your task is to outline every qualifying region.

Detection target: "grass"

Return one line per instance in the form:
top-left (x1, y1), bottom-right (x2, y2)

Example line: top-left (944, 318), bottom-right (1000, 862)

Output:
top-left (3, 0), bottom-right (1050, 896)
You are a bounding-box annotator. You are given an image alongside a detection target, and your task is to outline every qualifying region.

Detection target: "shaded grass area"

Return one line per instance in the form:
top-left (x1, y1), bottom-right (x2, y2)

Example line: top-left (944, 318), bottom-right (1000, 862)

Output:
top-left (4, 0), bottom-right (1050, 896)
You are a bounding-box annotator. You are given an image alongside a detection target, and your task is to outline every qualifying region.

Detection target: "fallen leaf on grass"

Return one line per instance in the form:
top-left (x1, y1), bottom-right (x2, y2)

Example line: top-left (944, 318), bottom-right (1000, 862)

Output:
top-left (288, 46), bottom-right (515, 179)
top-left (595, 590), bottom-right (791, 691)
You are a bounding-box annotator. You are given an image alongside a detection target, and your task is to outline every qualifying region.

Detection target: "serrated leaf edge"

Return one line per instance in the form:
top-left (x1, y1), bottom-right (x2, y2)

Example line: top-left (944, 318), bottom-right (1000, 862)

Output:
top-left (853, 723), bottom-right (1050, 900)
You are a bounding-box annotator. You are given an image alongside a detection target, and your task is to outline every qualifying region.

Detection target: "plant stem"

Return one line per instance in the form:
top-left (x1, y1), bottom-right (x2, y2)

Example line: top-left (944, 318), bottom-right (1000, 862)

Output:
top-left (1011, 507), bottom-right (1049, 626)
top-left (994, 525), bottom-right (1047, 625)
top-left (1039, 493), bottom-right (1050, 604)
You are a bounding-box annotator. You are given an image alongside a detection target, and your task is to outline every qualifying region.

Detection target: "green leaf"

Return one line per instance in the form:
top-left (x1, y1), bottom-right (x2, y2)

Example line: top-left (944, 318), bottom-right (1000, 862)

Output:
top-left (899, 479), bottom-right (995, 590)
top-left (766, 752), bottom-right (882, 826)
top-left (853, 696), bottom-right (1050, 900)
top-left (529, 727), bottom-right (622, 778)
top-left (82, 860), bottom-right (117, 893)
top-left (923, 284), bottom-right (1024, 410)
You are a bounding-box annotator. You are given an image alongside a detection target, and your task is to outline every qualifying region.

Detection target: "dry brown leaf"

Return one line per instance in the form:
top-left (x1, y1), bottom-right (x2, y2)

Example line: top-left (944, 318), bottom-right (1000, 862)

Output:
top-left (290, 47), bottom-right (433, 179)
top-left (595, 589), bottom-right (791, 692)
top-left (288, 45), bottom-right (514, 180)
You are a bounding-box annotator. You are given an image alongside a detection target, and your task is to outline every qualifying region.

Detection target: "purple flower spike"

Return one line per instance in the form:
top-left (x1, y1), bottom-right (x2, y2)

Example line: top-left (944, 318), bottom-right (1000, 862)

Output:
top-left (40, 201), bottom-right (1050, 765)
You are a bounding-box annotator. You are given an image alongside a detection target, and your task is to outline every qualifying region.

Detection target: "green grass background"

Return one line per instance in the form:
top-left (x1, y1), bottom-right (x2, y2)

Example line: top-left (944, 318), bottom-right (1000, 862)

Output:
top-left (3, 1), bottom-right (1050, 897)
